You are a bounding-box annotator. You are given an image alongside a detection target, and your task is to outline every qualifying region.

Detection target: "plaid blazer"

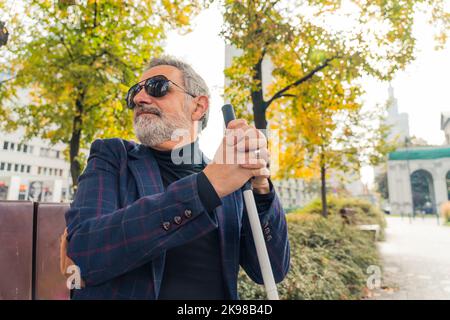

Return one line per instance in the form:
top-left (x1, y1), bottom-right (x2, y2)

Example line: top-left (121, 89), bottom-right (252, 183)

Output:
top-left (65, 138), bottom-right (290, 300)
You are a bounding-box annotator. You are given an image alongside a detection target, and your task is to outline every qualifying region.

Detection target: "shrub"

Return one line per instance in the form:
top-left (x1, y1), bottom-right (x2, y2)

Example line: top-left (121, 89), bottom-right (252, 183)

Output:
top-left (238, 214), bottom-right (380, 300)
top-left (440, 201), bottom-right (450, 223)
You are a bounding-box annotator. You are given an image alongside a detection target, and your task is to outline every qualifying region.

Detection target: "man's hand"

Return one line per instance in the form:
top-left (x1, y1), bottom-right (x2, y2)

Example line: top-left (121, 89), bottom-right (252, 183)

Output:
top-left (203, 119), bottom-right (270, 198)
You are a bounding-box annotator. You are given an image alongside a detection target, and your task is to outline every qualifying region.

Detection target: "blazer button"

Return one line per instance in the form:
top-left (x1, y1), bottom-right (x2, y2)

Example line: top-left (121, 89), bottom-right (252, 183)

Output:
top-left (174, 216), bottom-right (182, 225)
top-left (184, 209), bottom-right (192, 218)
top-left (162, 222), bottom-right (171, 231)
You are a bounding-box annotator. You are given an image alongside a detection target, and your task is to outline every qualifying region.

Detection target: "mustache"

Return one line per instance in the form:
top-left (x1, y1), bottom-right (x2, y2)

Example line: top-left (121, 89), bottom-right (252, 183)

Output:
top-left (135, 104), bottom-right (162, 117)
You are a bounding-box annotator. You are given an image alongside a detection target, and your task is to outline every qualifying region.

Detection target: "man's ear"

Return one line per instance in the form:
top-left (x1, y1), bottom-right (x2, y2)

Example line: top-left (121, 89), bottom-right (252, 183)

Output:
top-left (191, 96), bottom-right (209, 122)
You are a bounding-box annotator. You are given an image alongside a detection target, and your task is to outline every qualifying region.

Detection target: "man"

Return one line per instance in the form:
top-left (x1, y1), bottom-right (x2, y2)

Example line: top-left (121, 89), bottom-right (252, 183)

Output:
top-left (0, 182), bottom-right (7, 200)
top-left (64, 56), bottom-right (290, 300)
top-left (28, 181), bottom-right (43, 202)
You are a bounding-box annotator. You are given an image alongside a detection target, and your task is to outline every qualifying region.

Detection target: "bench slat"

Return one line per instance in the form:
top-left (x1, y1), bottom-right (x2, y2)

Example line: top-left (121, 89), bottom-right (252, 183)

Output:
top-left (0, 201), bottom-right (34, 300)
top-left (35, 203), bottom-right (70, 300)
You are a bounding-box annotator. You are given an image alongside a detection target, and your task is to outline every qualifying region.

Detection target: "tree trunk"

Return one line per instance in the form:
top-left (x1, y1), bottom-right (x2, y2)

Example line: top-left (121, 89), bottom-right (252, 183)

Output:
top-left (251, 56), bottom-right (268, 130)
top-left (69, 92), bottom-right (84, 194)
top-left (320, 162), bottom-right (328, 218)
top-left (69, 115), bottom-right (82, 191)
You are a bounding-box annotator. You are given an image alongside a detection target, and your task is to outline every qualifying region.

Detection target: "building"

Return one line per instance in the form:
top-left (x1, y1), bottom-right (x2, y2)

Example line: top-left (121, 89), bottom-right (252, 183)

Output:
top-left (385, 84), bottom-right (410, 143)
top-left (387, 146), bottom-right (450, 215)
top-left (373, 84), bottom-right (411, 202)
top-left (273, 178), bottom-right (317, 209)
top-left (0, 128), bottom-right (72, 202)
top-left (387, 112), bottom-right (450, 216)
top-left (440, 112), bottom-right (450, 144)
top-left (0, 71), bottom-right (73, 202)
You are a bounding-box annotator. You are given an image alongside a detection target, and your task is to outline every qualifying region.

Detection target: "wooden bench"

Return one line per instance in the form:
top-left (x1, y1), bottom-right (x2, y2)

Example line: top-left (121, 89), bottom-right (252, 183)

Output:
top-left (339, 207), bottom-right (380, 241)
top-left (0, 201), bottom-right (70, 300)
top-left (356, 224), bottom-right (380, 241)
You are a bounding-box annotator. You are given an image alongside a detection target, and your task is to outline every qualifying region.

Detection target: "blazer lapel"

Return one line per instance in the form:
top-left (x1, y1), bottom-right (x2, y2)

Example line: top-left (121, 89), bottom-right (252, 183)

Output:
top-left (127, 143), bottom-right (164, 197)
top-left (127, 143), bottom-right (165, 298)
top-left (204, 152), bottom-right (240, 297)
top-left (215, 193), bottom-right (241, 298)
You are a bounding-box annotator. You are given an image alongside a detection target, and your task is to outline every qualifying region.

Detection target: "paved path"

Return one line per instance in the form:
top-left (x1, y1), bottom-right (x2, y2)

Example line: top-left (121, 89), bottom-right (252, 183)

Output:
top-left (370, 216), bottom-right (450, 300)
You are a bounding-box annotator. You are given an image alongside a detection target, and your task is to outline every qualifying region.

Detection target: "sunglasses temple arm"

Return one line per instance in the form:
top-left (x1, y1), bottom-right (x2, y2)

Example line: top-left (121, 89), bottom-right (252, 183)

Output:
top-left (170, 80), bottom-right (196, 98)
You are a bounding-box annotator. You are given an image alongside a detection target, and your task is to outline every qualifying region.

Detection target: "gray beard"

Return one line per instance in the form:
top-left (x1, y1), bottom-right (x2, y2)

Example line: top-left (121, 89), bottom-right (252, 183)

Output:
top-left (133, 106), bottom-right (192, 147)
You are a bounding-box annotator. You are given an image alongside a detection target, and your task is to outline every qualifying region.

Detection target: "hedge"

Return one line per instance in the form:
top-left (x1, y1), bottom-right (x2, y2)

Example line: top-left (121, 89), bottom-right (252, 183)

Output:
top-left (238, 207), bottom-right (382, 300)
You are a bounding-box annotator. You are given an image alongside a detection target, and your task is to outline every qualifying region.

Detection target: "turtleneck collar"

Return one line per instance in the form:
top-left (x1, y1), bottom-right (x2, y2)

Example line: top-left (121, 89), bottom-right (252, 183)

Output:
top-left (150, 139), bottom-right (205, 166)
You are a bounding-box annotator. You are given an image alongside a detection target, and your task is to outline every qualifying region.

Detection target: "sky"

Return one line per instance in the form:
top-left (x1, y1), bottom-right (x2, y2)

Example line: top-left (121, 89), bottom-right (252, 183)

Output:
top-left (164, 3), bottom-right (226, 159)
top-left (163, 2), bottom-right (450, 186)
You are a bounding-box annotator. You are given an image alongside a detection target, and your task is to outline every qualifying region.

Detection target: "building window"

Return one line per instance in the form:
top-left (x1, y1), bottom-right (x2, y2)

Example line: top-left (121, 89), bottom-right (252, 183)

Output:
top-left (14, 164), bottom-right (18, 172)
top-left (43, 167), bottom-right (47, 175)
top-left (17, 143), bottom-right (22, 152)
top-left (10, 143), bottom-right (15, 151)
top-left (7, 163), bottom-right (11, 171)
top-left (3, 141), bottom-right (8, 150)
top-left (0, 162), bottom-right (4, 170)
top-left (29, 146), bottom-right (34, 154)
top-left (56, 151), bottom-right (60, 159)
top-left (59, 169), bottom-right (63, 176)
top-left (49, 168), bottom-right (53, 175)
top-left (20, 164), bottom-right (25, 173)
top-left (23, 144), bottom-right (28, 153)
top-left (27, 165), bottom-right (31, 173)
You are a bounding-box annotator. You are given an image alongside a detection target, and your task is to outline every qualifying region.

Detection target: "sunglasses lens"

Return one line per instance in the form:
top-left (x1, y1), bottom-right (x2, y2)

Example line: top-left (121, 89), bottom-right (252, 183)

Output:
top-left (146, 78), bottom-right (169, 98)
top-left (126, 84), bottom-right (141, 109)
top-left (126, 76), bottom-right (170, 109)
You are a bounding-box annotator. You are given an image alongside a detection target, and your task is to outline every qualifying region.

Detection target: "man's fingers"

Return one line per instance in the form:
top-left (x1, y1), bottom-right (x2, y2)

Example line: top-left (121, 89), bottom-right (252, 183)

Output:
top-left (226, 119), bottom-right (247, 129)
top-left (225, 123), bottom-right (266, 147)
top-left (225, 125), bottom-right (249, 146)
top-left (249, 167), bottom-right (271, 179)
top-left (236, 137), bottom-right (267, 152)
top-left (236, 147), bottom-right (269, 165)
top-left (240, 158), bottom-right (267, 169)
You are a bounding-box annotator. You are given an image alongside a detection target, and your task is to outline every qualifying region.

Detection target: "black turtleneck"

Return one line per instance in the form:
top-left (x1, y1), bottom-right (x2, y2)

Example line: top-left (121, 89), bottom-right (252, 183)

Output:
top-left (152, 141), bottom-right (275, 300)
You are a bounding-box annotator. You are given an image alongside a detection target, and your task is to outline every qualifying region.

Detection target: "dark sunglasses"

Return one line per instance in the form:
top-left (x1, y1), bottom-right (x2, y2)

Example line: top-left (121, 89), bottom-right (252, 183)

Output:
top-left (126, 74), bottom-right (196, 109)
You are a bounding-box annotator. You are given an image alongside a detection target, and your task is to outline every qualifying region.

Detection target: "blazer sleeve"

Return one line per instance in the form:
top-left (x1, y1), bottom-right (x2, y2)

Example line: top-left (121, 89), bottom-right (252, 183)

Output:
top-left (65, 139), bottom-right (218, 286)
top-left (239, 182), bottom-right (291, 284)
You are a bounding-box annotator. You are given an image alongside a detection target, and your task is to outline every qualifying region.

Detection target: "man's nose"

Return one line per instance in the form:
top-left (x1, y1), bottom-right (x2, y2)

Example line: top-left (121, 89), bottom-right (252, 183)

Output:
top-left (133, 87), bottom-right (155, 106)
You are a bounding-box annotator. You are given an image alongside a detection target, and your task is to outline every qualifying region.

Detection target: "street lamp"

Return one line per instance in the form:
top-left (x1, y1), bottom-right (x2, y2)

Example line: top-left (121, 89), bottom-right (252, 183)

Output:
top-left (0, 21), bottom-right (9, 47)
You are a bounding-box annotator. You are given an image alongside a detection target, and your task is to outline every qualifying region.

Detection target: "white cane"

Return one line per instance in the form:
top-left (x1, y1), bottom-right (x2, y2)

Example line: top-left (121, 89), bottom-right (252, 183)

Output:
top-left (222, 104), bottom-right (279, 300)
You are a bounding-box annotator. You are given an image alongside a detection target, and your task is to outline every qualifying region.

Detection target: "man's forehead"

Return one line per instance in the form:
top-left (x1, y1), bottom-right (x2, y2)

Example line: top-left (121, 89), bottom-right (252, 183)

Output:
top-left (140, 65), bottom-right (183, 82)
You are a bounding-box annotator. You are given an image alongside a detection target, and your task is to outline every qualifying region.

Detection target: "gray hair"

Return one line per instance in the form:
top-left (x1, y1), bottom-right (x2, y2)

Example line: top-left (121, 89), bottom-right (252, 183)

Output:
top-left (146, 55), bottom-right (210, 130)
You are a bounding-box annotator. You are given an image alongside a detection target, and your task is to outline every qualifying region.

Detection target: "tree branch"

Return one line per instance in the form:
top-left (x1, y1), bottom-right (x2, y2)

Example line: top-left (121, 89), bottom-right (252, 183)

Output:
top-left (265, 55), bottom-right (339, 110)
top-left (85, 96), bottom-right (111, 113)
top-left (58, 35), bottom-right (76, 62)
top-left (93, 0), bottom-right (98, 28)
top-left (279, 93), bottom-right (296, 98)
top-left (0, 76), bottom-right (16, 86)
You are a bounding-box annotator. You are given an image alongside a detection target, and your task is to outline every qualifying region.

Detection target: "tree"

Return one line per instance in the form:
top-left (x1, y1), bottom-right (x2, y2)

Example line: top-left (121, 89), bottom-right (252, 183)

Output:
top-left (0, 0), bottom-right (205, 191)
top-left (375, 170), bottom-right (389, 200)
top-left (221, 0), bottom-right (449, 217)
